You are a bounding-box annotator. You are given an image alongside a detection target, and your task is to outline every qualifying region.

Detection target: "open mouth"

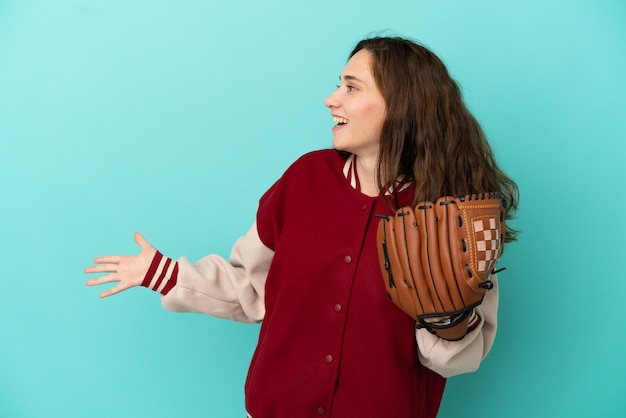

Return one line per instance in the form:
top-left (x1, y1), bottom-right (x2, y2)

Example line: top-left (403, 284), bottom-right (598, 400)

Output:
top-left (333, 116), bottom-right (349, 126)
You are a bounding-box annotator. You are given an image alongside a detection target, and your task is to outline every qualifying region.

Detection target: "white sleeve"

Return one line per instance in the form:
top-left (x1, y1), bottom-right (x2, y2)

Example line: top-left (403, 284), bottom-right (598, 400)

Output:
top-left (160, 222), bottom-right (272, 323)
top-left (416, 275), bottom-right (499, 378)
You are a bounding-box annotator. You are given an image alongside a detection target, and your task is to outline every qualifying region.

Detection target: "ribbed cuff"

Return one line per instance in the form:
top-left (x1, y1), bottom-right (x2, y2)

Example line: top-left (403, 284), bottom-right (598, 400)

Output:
top-left (141, 251), bottom-right (178, 295)
top-left (465, 309), bottom-right (482, 334)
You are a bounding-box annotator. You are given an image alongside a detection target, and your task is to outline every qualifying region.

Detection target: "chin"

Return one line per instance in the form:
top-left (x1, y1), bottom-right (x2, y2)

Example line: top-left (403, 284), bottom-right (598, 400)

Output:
top-left (332, 139), bottom-right (349, 153)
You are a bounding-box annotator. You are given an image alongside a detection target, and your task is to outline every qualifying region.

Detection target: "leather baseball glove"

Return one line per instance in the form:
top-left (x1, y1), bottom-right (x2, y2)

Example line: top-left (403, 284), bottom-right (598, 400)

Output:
top-left (376, 193), bottom-right (505, 341)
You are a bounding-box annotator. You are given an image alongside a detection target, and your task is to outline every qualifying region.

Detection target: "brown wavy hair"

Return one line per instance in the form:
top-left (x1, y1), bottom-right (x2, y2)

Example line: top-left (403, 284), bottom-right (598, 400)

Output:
top-left (351, 36), bottom-right (519, 242)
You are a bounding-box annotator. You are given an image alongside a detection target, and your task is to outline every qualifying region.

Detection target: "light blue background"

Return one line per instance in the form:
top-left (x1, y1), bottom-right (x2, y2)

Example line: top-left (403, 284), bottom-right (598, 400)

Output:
top-left (1, 1), bottom-right (624, 417)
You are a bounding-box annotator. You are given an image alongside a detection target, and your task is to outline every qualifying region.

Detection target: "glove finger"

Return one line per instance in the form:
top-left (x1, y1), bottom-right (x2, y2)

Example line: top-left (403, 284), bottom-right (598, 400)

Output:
top-left (393, 207), bottom-right (434, 316)
top-left (435, 196), bottom-right (469, 310)
top-left (415, 201), bottom-right (455, 313)
top-left (377, 214), bottom-right (421, 320)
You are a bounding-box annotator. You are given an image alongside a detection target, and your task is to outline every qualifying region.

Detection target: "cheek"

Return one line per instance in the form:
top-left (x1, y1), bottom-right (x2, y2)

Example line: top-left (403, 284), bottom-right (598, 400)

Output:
top-left (365, 95), bottom-right (386, 117)
top-left (366, 104), bottom-right (386, 132)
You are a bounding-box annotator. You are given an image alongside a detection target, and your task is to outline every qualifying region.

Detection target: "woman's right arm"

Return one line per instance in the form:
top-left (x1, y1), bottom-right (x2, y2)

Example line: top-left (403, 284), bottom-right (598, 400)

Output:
top-left (85, 222), bottom-right (272, 323)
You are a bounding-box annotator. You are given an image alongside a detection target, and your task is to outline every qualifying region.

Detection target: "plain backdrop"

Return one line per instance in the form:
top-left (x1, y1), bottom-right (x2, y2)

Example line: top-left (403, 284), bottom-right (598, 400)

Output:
top-left (1, 0), bottom-right (625, 417)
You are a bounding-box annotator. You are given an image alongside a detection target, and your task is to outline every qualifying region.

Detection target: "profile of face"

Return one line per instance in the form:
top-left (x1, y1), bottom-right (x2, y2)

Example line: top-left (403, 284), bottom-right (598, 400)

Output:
top-left (325, 49), bottom-right (387, 160)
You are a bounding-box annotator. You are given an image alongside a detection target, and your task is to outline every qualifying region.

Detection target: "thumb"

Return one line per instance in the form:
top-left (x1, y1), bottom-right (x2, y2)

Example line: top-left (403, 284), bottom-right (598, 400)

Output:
top-left (133, 231), bottom-right (153, 250)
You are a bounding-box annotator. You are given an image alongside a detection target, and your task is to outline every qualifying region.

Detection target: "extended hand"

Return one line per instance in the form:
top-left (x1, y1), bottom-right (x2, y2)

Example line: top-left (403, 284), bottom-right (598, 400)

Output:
top-left (85, 232), bottom-right (156, 298)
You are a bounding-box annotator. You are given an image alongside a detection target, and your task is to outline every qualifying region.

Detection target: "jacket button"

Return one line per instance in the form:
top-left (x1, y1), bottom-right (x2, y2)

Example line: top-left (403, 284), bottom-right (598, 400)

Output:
top-left (344, 255), bottom-right (352, 263)
top-left (334, 304), bottom-right (342, 312)
top-left (317, 406), bottom-right (326, 415)
top-left (325, 354), bottom-right (334, 363)
top-left (361, 203), bottom-right (368, 210)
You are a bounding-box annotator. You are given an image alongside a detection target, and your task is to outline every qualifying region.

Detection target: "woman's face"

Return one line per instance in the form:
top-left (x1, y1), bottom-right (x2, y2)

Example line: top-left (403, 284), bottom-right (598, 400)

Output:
top-left (325, 49), bottom-right (386, 160)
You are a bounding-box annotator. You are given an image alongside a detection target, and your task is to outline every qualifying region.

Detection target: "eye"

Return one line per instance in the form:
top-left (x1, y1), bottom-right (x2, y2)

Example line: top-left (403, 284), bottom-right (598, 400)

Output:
top-left (335, 84), bottom-right (357, 92)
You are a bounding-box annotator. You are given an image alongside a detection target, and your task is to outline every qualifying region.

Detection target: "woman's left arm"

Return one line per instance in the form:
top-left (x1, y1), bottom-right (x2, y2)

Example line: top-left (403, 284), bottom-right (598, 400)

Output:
top-left (416, 276), bottom-right (499, 378)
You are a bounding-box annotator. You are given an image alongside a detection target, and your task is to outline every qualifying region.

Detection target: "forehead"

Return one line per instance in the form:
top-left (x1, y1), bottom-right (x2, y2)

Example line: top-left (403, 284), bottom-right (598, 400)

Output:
top-left (341, 49), bottom-right (375, 83)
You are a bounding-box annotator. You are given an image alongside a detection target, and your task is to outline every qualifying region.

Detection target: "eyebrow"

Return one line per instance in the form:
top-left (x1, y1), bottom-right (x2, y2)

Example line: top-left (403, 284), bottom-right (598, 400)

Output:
top-left (339, 74), bottom-right (364, 83)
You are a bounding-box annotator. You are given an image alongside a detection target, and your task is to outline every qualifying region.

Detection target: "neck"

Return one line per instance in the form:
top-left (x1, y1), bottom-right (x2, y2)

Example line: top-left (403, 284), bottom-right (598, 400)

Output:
top-left (355, 154), bottom-right (379, 197)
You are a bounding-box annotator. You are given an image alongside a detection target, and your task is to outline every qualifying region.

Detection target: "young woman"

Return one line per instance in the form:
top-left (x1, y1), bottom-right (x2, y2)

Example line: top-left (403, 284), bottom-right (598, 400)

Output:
top-left (86, 36), bottom-right (518, 418)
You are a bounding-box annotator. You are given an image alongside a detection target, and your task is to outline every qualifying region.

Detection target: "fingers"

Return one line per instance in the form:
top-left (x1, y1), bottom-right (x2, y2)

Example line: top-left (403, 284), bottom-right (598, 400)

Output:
top-left (92, 255), bottom-right (121, 264)
top-left (85, 232), bottom-right (152, 298)
top-left (84, 263), bottom-right (119, 274)
top-left (100, 283), bottom-right (128, 299)
top-left (86, 273), bottom-right (117, 287)
top-left (86, 274), bottom-right (131, 298)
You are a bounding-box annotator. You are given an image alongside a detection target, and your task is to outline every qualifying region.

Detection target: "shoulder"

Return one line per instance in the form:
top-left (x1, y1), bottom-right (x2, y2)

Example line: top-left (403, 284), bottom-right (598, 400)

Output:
top-left (257, 149), bottom-right (343, 249)
top-left (270, 149), bottom-right (345, 185)
top-left (288, 149), bottom-right (345, 170)
top-left (262, 149), bottom-right (343, 195)
top-left (257, 149), bottom-right (344, 211)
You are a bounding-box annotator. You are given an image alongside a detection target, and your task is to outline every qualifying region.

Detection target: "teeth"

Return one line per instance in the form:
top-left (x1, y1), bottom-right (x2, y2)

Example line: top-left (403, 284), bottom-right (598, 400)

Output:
top-left (333, 116), bottom-right (349, 124)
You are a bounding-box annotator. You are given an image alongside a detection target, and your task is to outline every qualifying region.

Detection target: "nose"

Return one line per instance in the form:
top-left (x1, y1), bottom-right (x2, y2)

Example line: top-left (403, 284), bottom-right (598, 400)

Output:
top-left (325, 88), bottom-right (340, 109)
